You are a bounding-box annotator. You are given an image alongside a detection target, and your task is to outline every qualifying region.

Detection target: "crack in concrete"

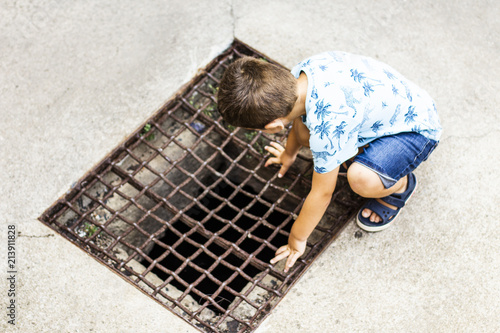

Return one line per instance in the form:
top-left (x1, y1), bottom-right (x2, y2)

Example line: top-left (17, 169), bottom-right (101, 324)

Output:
top-left (440, 129), bottom-right (500, 144)
top-left (18, 232), bottom-right (54, 238)
top-left (230, 0), bottom-right (236, 38)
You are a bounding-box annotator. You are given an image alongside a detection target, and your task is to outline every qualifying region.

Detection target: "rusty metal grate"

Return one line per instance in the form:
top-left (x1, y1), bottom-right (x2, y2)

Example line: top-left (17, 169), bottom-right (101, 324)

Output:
top-left (39, 39), bottom-right (364, 332)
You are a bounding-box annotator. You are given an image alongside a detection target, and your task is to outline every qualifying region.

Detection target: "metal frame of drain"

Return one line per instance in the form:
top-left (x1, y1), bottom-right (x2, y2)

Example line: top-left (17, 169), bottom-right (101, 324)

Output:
top-left (39, 39), bottom-right (364, 333)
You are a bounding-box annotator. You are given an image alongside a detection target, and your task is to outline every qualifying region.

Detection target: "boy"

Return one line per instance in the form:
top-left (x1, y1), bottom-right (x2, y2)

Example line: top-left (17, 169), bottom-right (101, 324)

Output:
top-left (217, 52), bottom-right (441, 272)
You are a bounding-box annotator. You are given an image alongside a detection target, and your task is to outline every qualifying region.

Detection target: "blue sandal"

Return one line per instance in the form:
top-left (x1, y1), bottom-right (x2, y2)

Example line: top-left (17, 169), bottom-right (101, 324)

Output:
top-left (356, 173), bottom-right (418, 232)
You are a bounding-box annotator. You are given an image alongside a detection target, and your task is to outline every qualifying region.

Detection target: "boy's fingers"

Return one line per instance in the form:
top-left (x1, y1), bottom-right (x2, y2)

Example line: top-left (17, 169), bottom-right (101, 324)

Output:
top-left (270, 246), bottom-right (290, 264)
top-left (278, 164), bottom-right (289, 178)
top-left (264, 145), bottom-right (281, 157)
top-left (269, 141), bottom-right (285, 152)
top-left (270, 252), bottom-right (288, 264)
top-left (275, 244), bottom-right (289, 255)
top-left (264, 157), bottom-right (279, 167)
top-left (284, 251), bottom-right (301, 273)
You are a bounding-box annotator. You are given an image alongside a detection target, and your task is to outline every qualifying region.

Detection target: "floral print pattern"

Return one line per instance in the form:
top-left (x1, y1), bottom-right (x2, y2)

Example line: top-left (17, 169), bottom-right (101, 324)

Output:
top-left (291, 52), bottom-right (442, 174)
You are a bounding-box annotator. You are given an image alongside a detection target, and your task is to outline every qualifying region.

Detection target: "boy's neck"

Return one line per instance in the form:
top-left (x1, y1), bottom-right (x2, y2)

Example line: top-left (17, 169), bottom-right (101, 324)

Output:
top-left (263, 73), bottom-right (308, 133)
top-left (286, 72), bottom-right (308, 122)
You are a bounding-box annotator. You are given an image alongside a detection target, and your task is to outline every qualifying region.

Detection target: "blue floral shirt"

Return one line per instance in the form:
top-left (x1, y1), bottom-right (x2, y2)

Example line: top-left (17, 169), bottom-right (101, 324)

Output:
top-left (290, 52), bottom-right (442, 174)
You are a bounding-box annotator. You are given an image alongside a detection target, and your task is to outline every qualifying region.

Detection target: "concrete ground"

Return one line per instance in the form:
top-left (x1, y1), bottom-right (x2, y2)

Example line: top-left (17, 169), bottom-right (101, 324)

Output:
top-left (1, 0), bottom-right (498, 332)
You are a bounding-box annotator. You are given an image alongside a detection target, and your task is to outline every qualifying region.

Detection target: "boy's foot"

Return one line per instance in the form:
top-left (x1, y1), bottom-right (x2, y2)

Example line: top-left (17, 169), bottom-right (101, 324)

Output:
top-left (356, 173), bottom-right (418, 232)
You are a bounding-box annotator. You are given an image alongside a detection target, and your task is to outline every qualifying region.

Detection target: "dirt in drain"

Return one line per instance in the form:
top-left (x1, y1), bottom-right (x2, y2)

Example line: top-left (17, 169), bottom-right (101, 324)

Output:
top-left (143, 182), bottom-right (290, 313)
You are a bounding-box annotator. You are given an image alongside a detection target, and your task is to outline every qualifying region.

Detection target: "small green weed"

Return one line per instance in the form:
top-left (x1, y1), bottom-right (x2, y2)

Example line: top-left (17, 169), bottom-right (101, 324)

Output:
top-left (188, 94), bottom-right (203, 109)
top-left (202, 103), bottom-right (217, 117)
top-left (141, 123), bottom-right (155, 141)
top-left (244, 131), bottom-right (257, 141)
top-left (207, 83), bottom-right (218, 95)
top-left (83, 222), bottom-right (98, 238)
top-left (253, 140), bottom-right (265, 155)
top-left (243, 131), bottom-right (266, 155)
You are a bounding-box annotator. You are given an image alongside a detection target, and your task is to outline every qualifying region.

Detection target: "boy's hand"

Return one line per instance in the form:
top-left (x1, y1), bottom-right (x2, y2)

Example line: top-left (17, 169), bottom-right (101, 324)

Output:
top-left (270, 234), bottom-right (306, 273)
top-left (264, 142), bottom-right (296, 178)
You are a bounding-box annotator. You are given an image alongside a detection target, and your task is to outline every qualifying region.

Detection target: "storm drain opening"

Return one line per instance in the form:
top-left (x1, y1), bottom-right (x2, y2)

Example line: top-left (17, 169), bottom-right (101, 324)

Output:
top-left (39, 39), bottom-right (365, 333)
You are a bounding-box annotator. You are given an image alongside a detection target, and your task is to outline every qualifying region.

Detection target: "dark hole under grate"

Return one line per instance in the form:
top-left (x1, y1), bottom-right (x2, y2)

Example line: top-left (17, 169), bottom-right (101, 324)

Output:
top-left (39, 39), bottom-right (365, 333)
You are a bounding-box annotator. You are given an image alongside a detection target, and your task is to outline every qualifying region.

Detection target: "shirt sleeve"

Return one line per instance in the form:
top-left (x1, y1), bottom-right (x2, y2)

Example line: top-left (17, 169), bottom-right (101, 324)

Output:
top-left (290, 64), bottom-right (301, 78)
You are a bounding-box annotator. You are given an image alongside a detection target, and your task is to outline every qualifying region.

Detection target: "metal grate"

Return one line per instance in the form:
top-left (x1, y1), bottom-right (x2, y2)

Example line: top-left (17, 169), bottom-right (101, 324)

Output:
top-left (39, 39), bottom-right (365, 333)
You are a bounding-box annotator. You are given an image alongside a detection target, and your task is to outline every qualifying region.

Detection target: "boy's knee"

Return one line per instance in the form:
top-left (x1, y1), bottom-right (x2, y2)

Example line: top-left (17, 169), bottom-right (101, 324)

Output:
top-left (347, 163), bottom-right (383, 197)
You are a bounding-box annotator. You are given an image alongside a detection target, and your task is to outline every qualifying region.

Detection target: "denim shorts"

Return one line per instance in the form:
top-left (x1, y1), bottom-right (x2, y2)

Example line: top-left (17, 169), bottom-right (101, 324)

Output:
top-left (353, 132), bottom-right (438, 189)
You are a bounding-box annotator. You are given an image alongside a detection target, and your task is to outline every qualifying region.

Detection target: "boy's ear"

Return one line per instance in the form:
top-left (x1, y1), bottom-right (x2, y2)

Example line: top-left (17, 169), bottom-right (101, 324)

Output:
top-left (264, 118), bottom-right (285, 132)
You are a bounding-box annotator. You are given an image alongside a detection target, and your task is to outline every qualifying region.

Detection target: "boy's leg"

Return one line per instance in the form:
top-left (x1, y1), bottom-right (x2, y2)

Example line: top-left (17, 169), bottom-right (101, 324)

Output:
top-left (346, 132), bottom-right (438, 229)
top-left (348, 164), bottom-right (409, 222)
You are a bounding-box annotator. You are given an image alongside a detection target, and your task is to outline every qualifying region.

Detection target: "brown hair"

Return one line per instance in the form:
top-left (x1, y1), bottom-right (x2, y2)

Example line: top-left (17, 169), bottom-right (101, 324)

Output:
top-left (217, 56), bottom-right (298, 129)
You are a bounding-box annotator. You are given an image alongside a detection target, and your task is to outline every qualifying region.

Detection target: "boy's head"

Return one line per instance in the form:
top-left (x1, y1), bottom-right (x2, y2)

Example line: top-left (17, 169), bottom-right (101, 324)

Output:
top-left (217, 56), bottom-right (298, 129)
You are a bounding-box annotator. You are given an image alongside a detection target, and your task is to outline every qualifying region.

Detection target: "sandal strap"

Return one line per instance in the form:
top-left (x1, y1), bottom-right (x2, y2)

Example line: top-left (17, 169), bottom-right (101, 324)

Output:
top-left (378, 173), bottom-right (417, 208)
top-left (380, 193), bottom-right (406, 208)
top-left (363, 199), bottom-right (399, 222)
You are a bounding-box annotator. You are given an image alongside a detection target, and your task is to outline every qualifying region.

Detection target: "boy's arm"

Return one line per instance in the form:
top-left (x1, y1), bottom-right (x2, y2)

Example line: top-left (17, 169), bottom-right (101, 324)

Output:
top-left (264, 119), bottom-right (303, 177)
top-left (270, 167), bottom-right (339, 272)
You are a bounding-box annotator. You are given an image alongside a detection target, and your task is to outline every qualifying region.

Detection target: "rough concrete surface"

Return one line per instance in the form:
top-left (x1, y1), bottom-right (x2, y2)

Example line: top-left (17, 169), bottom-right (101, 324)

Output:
top-left (1, 0), bottom-right (499, 332)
